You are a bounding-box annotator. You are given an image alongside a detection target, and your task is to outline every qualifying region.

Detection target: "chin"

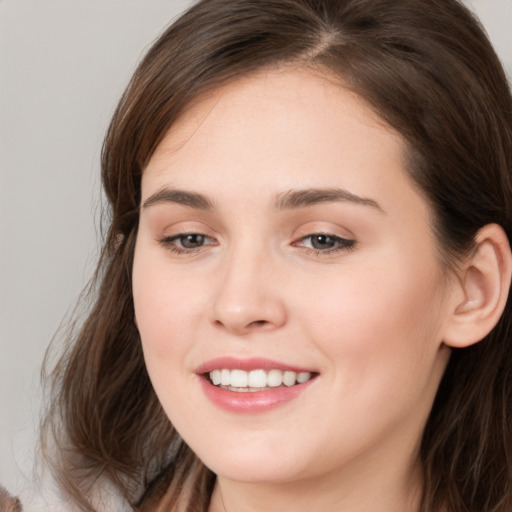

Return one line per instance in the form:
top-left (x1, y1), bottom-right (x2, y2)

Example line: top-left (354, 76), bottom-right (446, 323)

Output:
top-left (197, 442), bottom-right (316, 485)
top-left (206, 459), bottom-right (304, 484)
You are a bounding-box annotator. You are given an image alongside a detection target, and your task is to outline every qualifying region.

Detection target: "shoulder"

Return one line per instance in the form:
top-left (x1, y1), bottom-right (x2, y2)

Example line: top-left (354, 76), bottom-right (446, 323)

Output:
top-left (0, 486), bottom-right (22, 512)
top-left (13, 474), bottom-right (132, 512)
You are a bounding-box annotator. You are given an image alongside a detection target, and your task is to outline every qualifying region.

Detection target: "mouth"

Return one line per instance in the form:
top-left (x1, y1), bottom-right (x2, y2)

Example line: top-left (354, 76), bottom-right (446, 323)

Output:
top-left (206, 368), bottom-right (317, 392)
top-left (196, 357), bottom-right (319, 411)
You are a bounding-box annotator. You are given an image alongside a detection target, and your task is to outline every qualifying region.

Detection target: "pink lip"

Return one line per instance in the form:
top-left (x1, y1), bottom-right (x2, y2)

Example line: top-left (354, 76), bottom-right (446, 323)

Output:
top-left (196, 357), bottom-right (318, 413)
top-left (195, 356), bottom-right (315, 374)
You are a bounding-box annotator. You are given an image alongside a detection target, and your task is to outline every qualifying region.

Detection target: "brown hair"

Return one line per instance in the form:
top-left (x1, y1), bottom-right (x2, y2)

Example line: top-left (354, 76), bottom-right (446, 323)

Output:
top-left (42, 0), bottom-right (512, 510)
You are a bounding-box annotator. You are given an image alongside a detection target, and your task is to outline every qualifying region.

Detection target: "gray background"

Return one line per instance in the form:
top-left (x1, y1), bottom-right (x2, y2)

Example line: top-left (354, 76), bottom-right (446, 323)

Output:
top-left (1, 0), bottom-right (511, 496)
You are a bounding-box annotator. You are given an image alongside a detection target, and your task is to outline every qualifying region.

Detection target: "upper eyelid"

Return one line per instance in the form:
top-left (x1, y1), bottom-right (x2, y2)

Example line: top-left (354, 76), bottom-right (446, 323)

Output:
top-left (291, 220), bottom-right (355, 237)
top-left (157, 222), bottom-right (356, 242)
top-left (164, 232), bottom-right (216, 243)
top-left (157, 221), bottom-right (218, 239)
top-left (158, 233), bottom-right (218, 255)
top-left (299, 233), bottom-right (352, 240)
top-left (160, 230), bottom-right (354, 241)
top-left (292, 229), bottom-right (355, 242)
top-left (294, 233), bottom-right (354, 245)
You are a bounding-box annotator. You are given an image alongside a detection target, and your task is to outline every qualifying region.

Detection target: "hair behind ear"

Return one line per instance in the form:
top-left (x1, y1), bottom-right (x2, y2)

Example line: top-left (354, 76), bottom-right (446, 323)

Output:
top-left (421, 223), bottom-right (512, 511)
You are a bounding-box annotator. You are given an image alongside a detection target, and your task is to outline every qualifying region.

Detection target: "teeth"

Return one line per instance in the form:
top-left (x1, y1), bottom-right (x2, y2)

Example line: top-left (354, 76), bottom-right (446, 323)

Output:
top-left (297, 372), bottom-right (310, 384)
top-left (210, 369), bottom-right (221, 385)
top-left (248, 369), bottom-right (267, 387)
top-left (283, 371), bottom-right (296, 387)
top-left (221, 369), bottom-right (230, 386)
top-left (208, 368), bottom-right (313, 389)
top-left (230, 369), bottom-right (248, 387)
top-left (267, 369), bottom-right (283, 387)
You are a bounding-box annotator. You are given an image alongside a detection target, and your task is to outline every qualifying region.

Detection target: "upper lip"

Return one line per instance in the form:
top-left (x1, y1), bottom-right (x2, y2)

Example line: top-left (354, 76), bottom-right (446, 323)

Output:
top-left (195, 357), bottom-right (317, 375)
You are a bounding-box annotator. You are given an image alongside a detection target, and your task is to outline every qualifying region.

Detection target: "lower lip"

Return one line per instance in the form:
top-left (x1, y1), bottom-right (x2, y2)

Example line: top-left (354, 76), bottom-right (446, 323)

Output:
top-left (199, 376), bottom-right (316, 413)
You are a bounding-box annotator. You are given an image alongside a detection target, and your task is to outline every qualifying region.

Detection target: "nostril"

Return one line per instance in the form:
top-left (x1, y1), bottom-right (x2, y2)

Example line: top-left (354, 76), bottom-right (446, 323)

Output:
top-left (213, 318), bottom-right (269, 334)
top-left (249, 320), bottom-right (268, 328)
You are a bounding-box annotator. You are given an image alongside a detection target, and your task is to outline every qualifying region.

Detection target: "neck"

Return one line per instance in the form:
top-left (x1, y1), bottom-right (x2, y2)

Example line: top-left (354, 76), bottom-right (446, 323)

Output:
top-left (208, 455), bottom-right (423, 512)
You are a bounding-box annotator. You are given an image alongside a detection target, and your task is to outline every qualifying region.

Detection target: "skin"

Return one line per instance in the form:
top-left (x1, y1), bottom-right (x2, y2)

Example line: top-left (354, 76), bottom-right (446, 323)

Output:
top-left (132, 68), bottom-right (458, 512)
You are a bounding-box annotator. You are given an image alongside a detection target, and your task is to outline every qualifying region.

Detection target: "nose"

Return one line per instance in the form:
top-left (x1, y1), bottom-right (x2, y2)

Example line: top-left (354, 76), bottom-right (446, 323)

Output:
top-left (211, 246), bottom-right (287, 336)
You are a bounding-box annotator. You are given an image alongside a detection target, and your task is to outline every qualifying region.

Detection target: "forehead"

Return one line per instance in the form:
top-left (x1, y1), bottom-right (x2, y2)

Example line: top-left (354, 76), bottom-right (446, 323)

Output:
top-left (141, 67), bottom-right (426, 219)
top-left (145, 66), bottom-right (399, 174)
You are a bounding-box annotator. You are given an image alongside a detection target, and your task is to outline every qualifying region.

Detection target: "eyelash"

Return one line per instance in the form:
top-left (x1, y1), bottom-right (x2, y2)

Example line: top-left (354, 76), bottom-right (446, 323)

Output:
top-left (158, 232), bottom-right (356, 256)
top-left (159, 233), bottom-right (217, 255)
top-left (294, 234), bottom-right (356, 256)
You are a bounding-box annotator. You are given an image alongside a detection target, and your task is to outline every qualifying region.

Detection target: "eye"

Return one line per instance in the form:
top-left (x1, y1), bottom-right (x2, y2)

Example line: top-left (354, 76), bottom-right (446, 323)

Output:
top-left (294, 233), bottom-right (355, 255)
top-left (176, 233), bottom-right (208, 249)
top-left (307, 234), bottom-right (340, 250)
top-left (159, 232), bottom-right (217, 254)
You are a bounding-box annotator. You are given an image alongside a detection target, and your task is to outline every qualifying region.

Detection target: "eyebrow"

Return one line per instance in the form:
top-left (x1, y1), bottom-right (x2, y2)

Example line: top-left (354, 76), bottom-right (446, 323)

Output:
top-left (142, 188), bottom-right (214, 210)
top-left (141, 186), bottom-right (383, 213)
top-left (273, 188), bottom-right (383, 212)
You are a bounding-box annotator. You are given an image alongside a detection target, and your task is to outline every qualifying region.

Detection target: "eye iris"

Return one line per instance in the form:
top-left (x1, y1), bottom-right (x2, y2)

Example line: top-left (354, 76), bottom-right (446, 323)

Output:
top-left (180, 234), bottom-right (205, 248)
top-left (311, 235), bottom-right (336, 249)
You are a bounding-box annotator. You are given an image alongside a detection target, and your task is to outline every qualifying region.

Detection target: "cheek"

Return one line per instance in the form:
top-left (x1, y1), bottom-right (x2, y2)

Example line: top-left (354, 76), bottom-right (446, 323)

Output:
top-left (295, 259), bottom-right (448, 456)
top-left (132, 250), bottom-right (203, 364)
top-left (132, 256), bottom-right (205, 419)
top-left (300, 252), bottom-right (447, 387)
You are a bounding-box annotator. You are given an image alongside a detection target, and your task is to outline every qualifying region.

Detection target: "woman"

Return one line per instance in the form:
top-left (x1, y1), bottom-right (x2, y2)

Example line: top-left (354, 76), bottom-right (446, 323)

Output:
top-left (39, 0), bottom-right (512, 510)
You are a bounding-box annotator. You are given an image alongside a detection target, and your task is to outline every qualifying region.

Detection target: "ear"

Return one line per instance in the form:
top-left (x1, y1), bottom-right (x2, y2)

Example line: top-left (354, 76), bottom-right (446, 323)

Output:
top-left (443, 224), bottom-right (512, 348)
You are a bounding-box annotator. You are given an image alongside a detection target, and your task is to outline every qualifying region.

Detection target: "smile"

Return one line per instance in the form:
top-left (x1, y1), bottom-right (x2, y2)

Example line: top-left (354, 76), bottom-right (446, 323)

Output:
top-left (196, 357), bottom-right (319, 412)
top-left (208, 369), bottom-right (314, 391)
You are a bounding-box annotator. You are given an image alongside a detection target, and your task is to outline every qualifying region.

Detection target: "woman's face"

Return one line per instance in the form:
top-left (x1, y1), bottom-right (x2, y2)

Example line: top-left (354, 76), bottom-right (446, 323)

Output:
top-left (133, 68), bottom-right (455, 485)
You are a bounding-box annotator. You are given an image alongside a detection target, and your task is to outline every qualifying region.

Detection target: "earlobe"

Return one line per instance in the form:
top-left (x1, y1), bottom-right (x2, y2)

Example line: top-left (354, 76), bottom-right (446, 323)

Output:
top-left (444, 224), bottom-right (512, 348)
